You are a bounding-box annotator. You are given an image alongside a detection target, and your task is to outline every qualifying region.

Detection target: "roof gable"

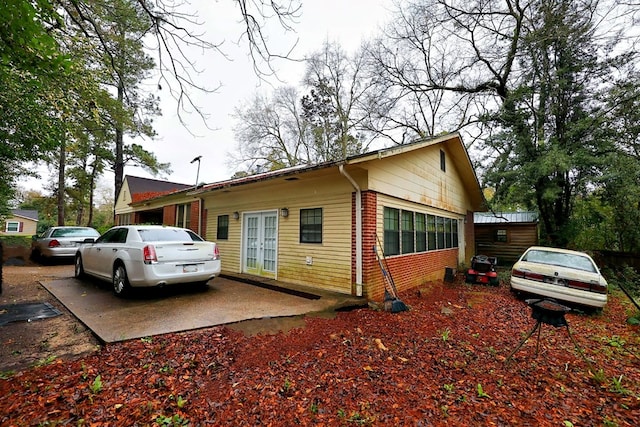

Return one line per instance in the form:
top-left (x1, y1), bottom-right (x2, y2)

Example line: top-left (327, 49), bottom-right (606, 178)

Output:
top-left (120, 175), bottom-right (192, 203)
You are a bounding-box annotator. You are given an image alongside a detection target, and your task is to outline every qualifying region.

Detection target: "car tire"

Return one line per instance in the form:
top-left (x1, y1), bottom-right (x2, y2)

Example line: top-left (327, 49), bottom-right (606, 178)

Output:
top-left (465, 273), bottom-right (476, 284)
top-left (113, 264), bottom-right (131, 297)
top-left (74, 254), bottom-right (85, 278)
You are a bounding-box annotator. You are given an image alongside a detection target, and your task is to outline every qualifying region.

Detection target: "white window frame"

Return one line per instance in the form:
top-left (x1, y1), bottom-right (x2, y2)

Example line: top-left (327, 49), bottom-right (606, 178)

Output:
top-left (5, 221), bottom-right (20, 232)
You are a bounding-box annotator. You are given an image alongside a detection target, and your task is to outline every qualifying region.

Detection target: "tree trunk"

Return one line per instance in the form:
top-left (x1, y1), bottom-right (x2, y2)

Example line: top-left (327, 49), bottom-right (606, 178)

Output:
top-left (113, 81), bottom-right (125, 222)
top-left (57, 140), bottom-right (66, 226)
top-left (87, 162), bottom-right (97, 227)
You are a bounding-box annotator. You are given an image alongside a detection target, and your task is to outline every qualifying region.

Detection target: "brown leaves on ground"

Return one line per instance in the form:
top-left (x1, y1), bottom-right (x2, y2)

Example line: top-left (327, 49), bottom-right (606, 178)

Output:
top-left (1, 281), bottom-right (639, 426)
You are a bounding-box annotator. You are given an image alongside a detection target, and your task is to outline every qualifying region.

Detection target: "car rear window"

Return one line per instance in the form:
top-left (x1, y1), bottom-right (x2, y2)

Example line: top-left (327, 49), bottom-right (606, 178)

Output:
top-left (522, 250), bottom-right (596, 273)
top-left (138, 228), bottom-right (203, 242)
top-left (51, 228), bottom-right (99, 238)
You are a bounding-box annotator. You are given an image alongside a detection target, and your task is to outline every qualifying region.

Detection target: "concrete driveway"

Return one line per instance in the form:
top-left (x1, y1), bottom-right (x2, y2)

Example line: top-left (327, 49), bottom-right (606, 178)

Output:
top-left (41, 273), bottom-right (365, 343)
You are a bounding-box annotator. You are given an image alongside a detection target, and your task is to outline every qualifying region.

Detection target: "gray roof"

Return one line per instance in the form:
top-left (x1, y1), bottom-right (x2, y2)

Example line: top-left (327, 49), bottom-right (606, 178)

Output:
top-left (125, 175), bottom-right (191, 195)
top-left (474, 211), bottom-right (538, 224)
top-left (10, 209), bottom-right (39, 221)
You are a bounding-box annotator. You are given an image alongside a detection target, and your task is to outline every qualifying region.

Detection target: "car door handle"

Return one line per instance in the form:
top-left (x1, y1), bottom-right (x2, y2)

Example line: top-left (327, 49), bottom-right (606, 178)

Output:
top-left (112, 248), bottom-right (117, 252)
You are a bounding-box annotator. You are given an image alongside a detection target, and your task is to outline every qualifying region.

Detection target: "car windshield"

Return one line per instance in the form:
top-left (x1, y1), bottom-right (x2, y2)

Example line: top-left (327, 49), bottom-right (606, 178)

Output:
top-left (137, 228), bottom-right (203, 242)
top-left (522, 250), bottom-right (596, 273)
top-left (50, 228), bottom-right (98, 238)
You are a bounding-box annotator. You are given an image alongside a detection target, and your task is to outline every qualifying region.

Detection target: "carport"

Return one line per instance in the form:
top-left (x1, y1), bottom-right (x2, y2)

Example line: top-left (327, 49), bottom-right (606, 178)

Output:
top-left (42, 273), bottom-right (366, 343)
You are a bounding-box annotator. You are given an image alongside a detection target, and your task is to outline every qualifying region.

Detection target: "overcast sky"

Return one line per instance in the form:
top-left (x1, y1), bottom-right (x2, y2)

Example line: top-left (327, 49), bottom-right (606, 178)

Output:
top-left (141, 0), bottom-right (393, 187)
top-left (18, 0), bottom-right (394, 195)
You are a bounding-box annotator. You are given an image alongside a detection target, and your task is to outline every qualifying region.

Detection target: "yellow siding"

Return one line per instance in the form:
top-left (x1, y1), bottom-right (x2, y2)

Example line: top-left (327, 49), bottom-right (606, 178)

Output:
top-left (114, 180), bottom-right (133, 214)
top-left (205, 170), bottom-right (355, 294)
top-left (365, 146), bottom-right (473, 215)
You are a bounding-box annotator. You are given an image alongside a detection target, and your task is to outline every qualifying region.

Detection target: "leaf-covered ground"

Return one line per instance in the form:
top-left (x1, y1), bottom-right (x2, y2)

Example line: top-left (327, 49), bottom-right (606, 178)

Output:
top-left (1, 280), bottom-right (639, 426)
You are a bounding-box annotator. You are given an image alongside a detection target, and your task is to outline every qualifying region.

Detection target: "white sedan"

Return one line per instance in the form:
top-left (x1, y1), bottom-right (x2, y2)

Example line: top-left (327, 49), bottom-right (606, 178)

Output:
top-left (74, 225), bottom-right (221, 297)
top-left (510, 246), bottom-right (608, 309)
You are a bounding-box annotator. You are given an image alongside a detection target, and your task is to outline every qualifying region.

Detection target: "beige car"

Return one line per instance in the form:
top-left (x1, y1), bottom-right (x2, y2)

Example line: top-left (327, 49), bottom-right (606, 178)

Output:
top-left (510, 246), bottom-right (608, 309)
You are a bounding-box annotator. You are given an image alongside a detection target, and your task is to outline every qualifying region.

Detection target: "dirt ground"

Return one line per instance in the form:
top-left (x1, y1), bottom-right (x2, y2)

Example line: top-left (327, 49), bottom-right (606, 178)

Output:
top-left (0, 260), bottom-right (101, 373)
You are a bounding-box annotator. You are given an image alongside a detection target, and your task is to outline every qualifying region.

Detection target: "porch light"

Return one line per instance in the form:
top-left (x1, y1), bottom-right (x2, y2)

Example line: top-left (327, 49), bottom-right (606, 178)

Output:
top-left (233, 211), bottom-right (240, 220)
top-left (280, 208), bottom-right (289, 218)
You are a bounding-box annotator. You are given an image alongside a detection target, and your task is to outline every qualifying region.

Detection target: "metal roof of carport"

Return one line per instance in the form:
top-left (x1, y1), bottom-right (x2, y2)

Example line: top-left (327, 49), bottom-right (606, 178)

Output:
top-left (474, 211), bottom-right (539, 224)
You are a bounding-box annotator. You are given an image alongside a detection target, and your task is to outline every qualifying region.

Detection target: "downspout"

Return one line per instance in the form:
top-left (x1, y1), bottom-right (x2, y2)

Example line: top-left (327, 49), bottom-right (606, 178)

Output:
top-left (339, 165), bottom-right (363, 296)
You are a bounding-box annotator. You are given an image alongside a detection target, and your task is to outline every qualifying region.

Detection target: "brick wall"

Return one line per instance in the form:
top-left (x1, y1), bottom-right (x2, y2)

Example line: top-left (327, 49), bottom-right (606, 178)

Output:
top-left (357, 190), bottom-right (460, 301)
top-left (189, 201), bottom-right (200, 234)
top-left (163, 205), bottom-right (176, 225)
top-left (201, 208), bottom-right (208, 240)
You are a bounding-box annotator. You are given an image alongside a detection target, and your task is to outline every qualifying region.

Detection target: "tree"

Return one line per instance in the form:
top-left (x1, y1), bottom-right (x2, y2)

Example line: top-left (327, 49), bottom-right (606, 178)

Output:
top-left (231, 86), bottom-right (312, 172)
top-left (1, 0), bottom-right (303, 216)
top-left (370, 0), bottom-right (639, 246)
top-left (302, 41), bottom-right (373, 161)
top-left (0, 0), bottom-right (71, 213)
top-left (232, 42), bottom-right (374, 172)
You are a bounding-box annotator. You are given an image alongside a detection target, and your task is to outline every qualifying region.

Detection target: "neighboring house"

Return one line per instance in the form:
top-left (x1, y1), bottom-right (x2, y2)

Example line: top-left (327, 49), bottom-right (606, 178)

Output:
top-left (474, 211), bottom-right (539, 266)
top-left (118, 133), bottom-right (486, 300)
top-left (1, 209), bottom-right (38, 237)
top-left (114, 176), bottom-right (193, 227)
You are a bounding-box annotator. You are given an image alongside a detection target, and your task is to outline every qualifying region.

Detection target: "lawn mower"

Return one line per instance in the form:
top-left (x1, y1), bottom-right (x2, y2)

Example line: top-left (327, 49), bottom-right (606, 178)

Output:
top-left (465, 254), bottom-right (499, 286)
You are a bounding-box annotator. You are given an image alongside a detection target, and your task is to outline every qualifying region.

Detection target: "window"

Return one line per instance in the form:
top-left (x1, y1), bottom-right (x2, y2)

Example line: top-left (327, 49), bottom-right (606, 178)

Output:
top-left (300, 208), bottom-right (322, 243)
top-left (445, 218), bottom-right (452, 248)
top-left (452, 220), bottom-right (459, 247)
top-left (176, 204), bottom-right (191, 229)
top-left (401, 211), bottom-right (415, 254)
top-left (416, 213), bottom-right (426, 252)
top-left (5, 221), bottom-right (20, 233)
top-left (97, 227), bottom-right (128, 243)
top-left (440, 149), bottom-right (446, 172)
top-left (217, 215), bottom-right (229, 240)
top-left (495, 229), bottom-right (508, 243)
top-left (436, 216), bottom-right (445, 249)
top-left (383, 207), bottom-right (400, 256)
top-left (427, 215), bottom-right (436, 250)
top-left (384, 207), bottom-right (460, 254)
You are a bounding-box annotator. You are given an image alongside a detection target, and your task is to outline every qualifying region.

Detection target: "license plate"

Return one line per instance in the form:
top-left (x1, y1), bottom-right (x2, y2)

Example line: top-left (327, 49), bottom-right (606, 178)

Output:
top-left (183, 265), bottom-right (198, 273)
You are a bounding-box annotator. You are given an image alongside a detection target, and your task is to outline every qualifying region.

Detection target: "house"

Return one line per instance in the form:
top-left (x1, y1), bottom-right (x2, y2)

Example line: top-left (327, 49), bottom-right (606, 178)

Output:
top-left (115, 176), bottom-right (193, 226)
top-left (473, 211), bottom-right (539, 266)
top-left (1, 209), bottom-right (38, 237)
top-left (117, 133), bottom-right (486, 300)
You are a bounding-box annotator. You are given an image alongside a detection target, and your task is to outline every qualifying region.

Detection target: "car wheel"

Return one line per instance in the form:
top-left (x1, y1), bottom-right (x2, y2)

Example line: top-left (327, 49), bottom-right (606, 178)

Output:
top-left (465, 273), bottom-right (476, 284)
top-left (113, 264), bottom-right (131, 297)
top-left (74, 254), bottom-right (85, 278)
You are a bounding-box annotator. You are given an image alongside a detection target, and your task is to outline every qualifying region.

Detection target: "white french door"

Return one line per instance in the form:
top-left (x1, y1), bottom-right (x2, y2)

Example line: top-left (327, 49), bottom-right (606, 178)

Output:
top-left (243, 211), bottom-right (278, 278)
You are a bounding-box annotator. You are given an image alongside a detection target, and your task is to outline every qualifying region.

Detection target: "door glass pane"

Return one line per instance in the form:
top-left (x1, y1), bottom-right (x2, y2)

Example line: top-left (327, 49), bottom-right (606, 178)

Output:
top-left (246, 216), bottom-right (258, 269)
top-left (263, 214), bottom-right (277, 272)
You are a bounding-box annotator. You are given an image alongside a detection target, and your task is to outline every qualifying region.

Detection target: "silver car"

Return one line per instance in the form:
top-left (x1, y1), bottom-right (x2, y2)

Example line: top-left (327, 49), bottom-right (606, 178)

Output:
top-left (31, 226), bottom-right (101, 261)
top-left (510, 246), bottom-right (608, 309)
top-left (74, 225), bottom-right (221, 297)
